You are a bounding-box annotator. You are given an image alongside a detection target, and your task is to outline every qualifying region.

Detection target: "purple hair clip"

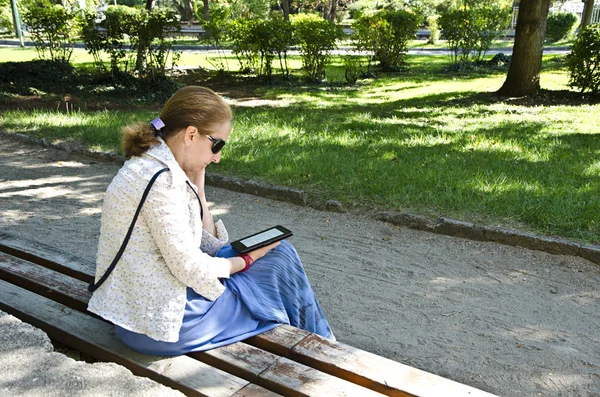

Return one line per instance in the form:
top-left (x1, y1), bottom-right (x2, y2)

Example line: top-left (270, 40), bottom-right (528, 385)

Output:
top-left (150, 118), bottom-right (165, 137)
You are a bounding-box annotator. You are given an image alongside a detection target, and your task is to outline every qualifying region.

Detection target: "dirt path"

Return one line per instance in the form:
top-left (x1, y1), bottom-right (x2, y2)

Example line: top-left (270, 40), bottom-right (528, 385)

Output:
top-left (1, 133), bottom-right (599, 397)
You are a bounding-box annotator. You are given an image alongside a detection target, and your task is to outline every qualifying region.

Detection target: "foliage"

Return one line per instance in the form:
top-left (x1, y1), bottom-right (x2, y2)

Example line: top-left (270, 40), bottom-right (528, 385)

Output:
top-left (1, 0), bottom-right (13, 33)
top-left (0, 59), bottom-right (74, 95)
top-left (439, 1), bottom-right (511, 63)
top-left (137, 7), bottom-right (181, 78)
top-left (352, 8), bottom-right (421, 71)
top-left (200, 1), bottom-right (230, 48)
top-left (228, 0), bottom-right (271, 19)
top-left (567, 24), bottom-right (600, 94)
top-left (342, 55), bottom-right (364, 84)
top-left (292, 13), bottom-right (343, 81)
top-left (426, 15), bottom-right (440, 44)
top-left (22, 2), bottom-right (77, 62)
top-left (79, 6), bottom-right (180, 79)
top-left (228, 18), bottom-right (293, 79)
top-left (546, 11), bottom-right (578, 42)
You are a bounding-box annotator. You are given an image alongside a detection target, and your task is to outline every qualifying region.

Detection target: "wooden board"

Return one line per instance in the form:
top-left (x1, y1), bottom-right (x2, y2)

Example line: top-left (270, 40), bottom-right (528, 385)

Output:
top-left (0, 231), bottom-right (94, 282)
top-left (0, 279), bottom-right (279, 397)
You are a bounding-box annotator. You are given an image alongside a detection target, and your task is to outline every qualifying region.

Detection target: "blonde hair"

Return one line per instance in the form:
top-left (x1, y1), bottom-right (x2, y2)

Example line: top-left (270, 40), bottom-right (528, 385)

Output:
top-left (122, 86), bottom-right (232, 158)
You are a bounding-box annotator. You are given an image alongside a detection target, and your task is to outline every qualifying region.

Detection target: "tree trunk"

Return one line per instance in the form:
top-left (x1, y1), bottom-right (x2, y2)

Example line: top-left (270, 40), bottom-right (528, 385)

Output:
top-left (329, 0), bottom-right (337, 22)
top-left (581, 0), bottom-right (595, 30)
top-left (203, 0), bottom-right (209, 21)
top-left (145, 0), bottom-right (155, 10)
top-left (183, 0), bottom-right (194, 21)
top-left (497, 0), bottom-right (552, 97)
top-left (282, 0), bottom-right (290, 22)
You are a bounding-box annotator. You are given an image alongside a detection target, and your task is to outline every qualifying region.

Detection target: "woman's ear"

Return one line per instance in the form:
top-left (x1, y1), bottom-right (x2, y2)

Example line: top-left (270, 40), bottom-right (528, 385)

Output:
top-left (183, 126), bottom-right (198, 147)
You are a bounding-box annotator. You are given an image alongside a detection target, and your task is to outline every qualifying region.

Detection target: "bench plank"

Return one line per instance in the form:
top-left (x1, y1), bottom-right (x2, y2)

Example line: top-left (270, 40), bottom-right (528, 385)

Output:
top-left (0, 231), bottom-right (94, 282)
top-left (0, 251), bottom-right (91, 312)
top-left (194, 343), bottom-right (385, 397)
top-left (0, 280), bottom-right (278, 397)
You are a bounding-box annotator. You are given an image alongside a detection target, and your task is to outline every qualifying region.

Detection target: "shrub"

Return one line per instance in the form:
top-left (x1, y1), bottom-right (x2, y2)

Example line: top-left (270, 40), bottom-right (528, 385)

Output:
top-left (343, 55), bottom-right (364, 84)
top-left (292, 14), bottom-right (343, 81)
top-left (546, 11), bottom-right (578, 42)
top-left (567, 24), bottom-right (600, 94)
top-left (228, 18), bottom-right (293, 80)
top-left (352, 8), bottom-right (421, 71)
top-left (80, 6), bottom-right (180, 79)
top-left (439, 1), bottom-right (511, 63)
top-left (22, 2), bottom-right (77, 62)
top-left (136, 7), bottom-right (181, 78)
top-left (427, 15), bottom-right (440, 45)
top-left (1, 0), bottom-right (13, 33)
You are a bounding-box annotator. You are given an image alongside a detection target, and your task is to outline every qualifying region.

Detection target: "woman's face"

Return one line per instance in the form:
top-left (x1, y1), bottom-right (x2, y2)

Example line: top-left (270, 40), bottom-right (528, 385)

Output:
top-left (183, 120), bottom-right (231, 173)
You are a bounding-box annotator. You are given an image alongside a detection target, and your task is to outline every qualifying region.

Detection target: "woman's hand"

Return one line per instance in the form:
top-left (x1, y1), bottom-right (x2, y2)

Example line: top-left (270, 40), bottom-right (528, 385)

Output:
top-left (247, 241), bottom-right (280, 262)
top-left (228, 241), bottom-right (280, 275)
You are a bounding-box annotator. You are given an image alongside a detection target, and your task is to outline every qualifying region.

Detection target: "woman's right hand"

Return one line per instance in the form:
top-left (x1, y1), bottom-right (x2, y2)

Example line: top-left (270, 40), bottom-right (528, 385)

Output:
top-left (247, 241), bottom-right (281, 262)
top-left (229, 241), bottom-right (281, 275)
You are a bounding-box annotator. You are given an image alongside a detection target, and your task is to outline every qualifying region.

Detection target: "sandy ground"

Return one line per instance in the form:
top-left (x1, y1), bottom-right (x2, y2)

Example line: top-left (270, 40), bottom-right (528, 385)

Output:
top-left (1, 133), bottom-right (599, 397)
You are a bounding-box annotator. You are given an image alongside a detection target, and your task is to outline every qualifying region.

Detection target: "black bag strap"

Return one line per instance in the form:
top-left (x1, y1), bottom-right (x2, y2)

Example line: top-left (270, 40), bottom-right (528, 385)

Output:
top-left (88, 167), bottom-right (169, 293)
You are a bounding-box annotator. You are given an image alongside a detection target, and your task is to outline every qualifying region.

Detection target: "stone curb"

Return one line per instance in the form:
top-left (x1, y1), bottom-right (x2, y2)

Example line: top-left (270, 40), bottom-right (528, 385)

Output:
top-left (2, 130), bottom-right (598, 266)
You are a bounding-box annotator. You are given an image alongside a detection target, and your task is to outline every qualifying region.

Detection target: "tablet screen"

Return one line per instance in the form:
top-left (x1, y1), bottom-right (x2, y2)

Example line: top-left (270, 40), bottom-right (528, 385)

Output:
top-left (239, 228), bottom-right (284, 248)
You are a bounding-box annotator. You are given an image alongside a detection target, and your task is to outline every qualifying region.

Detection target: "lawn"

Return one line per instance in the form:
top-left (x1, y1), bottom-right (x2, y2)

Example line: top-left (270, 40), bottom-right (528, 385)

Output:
top-left (1, 47), bottom-right (598, 244)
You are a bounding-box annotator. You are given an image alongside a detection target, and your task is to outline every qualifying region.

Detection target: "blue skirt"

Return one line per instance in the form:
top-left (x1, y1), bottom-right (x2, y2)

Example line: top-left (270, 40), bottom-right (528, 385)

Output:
top-left (115, 240), bottom-right (334, 356)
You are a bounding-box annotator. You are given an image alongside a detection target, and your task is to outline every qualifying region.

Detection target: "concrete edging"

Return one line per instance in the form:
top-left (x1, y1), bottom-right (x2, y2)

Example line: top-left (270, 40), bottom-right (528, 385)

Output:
top-left (2, 130), bottom-right (598, 266)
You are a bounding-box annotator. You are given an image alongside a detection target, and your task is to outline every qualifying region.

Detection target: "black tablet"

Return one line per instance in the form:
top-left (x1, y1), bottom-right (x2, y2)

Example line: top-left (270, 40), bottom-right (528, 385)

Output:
top-left (231, 225), bottom-right (293, 254)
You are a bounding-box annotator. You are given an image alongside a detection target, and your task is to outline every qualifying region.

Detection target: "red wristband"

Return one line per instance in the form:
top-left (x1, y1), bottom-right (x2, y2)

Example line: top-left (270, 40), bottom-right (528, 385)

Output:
top-left (239, 254), bottom-right (254, 272)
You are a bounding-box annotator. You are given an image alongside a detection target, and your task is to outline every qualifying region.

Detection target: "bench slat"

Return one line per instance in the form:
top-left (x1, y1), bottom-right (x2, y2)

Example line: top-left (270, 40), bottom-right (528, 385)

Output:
top-left (0, 231), bottom-right (94, 282)
top-left (0, 279), bottom-right (279, 397)
top-left (193, 343), bottom-right (385, 397)
top-left (0, 251), bottom-right (91, 312)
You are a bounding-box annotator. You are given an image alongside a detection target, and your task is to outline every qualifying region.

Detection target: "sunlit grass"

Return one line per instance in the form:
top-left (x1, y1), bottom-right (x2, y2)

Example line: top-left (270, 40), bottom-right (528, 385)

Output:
top-left (1, 51), bottom-right (598, 243)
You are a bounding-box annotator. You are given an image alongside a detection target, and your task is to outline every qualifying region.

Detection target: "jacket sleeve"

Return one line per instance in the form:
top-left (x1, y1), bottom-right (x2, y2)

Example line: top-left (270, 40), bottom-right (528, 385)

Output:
top-left (200, 219), bottom-right (229, 257)
top-left (141, 172), bottom-right (231, 298)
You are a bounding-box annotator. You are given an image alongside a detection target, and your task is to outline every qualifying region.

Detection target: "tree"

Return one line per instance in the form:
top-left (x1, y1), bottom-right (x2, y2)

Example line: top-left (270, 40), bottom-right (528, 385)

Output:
top-left (497, 0), bottom-right (552, 96)
top-left (581, 0), bottom-right (595, 30)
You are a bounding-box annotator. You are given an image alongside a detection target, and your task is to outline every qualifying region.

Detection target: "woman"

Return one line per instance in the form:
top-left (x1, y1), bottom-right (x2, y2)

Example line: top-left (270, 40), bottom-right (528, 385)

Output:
top-left (87, 86), bottom-right (334, 356)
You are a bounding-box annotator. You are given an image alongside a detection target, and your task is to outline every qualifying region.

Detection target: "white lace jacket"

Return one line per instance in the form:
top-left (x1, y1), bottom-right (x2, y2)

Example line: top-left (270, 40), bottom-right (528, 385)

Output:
top-left (87, 139), bottom-right (230, 342)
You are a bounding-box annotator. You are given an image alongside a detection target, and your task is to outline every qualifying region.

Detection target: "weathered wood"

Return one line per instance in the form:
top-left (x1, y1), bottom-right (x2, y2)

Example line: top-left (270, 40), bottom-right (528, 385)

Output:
top-left (289, 334), bottom-right (497, 397)
top-left (190, 342), bottom-right (279, 383)
top-left (246, 324), bottom-right (311, 357)
top-left (0, 231), bottom-right (93, 282)
top-left (258, 357), bottom-right (385, 397)
top-left (0, 279), bottom-right (278, 397)
top-left (0, 251), bottom-right (91, 312)
top-left (194, 341), bottom-right (385, 397)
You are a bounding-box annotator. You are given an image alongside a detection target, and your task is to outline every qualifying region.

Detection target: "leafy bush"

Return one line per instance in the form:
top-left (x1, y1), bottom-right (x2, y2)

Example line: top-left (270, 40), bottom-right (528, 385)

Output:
top-left (353, 9), bottom-right (422, 70)
top-left (0, 59), bottom-right (75, 95)
top-left (427, 15), bottom-right (440, 45)
top-left (22, 2), bottom-right (77, 62)
top-left (352, 8), bottom-right (421, 71)
top-left (228, 18), bottom-right (293, 79)
top-left (567, 24), bottom-right (600, 94)
top-left (292, 14), bottom-right (343, 81)
top-left (546, 11), bottom-right (578, 42)
top-left (343, 55), bottom-right (364, 84)
top-left (439, 1), bottom-right (511, 63)
top-left (1, 0), bottom-right (13, 33)
top-left (80, 6), bottom-right (180, 79)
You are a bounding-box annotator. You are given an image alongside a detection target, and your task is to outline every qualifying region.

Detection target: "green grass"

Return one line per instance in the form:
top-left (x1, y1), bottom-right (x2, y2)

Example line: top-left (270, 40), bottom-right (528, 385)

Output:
top-left (1, 52), bottom-right (598, 244)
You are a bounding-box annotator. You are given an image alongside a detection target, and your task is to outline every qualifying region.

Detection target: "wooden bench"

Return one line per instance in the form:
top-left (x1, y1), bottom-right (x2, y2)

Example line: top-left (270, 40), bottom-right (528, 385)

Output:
top-left (0, 232), bottom-right (497, 397)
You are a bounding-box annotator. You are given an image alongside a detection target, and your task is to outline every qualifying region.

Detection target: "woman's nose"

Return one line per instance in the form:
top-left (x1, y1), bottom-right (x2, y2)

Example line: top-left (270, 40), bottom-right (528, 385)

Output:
top-left (212, 152), bottom-right (221, 163)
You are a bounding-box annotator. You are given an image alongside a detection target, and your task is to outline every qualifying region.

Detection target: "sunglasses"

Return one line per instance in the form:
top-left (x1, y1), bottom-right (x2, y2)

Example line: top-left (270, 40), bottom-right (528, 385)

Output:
top-left (207, 135), bottom-right (226, 154)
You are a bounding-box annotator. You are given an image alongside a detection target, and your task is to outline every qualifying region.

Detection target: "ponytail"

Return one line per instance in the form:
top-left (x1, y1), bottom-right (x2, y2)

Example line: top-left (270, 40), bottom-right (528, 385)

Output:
top-left (121, 122), bottom-right (160, 159)
top-left (121, 86), bottom-right (232, 159)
